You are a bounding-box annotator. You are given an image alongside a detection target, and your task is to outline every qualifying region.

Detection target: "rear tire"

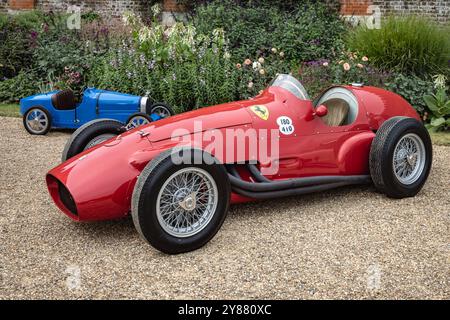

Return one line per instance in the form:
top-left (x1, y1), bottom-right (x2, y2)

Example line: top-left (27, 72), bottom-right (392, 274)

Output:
top-left (61, 119), bottom-right (125, 162)
top-left (131, 148), bottom-right (230, 254)
top-left (126, 112), bottom-right (152, 128)
top-left (369, 117), bottom-right (432, 198)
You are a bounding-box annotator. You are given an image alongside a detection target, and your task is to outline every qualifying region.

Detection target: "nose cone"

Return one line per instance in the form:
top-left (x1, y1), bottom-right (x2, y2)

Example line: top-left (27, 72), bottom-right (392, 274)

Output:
top-left (46, 130), bottom-right (153, 221)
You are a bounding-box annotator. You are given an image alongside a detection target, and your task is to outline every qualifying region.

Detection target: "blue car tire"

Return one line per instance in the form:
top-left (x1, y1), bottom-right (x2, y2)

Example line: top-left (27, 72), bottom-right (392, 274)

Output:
top-left (23, 106), bottom-right (52, 135)
top-left (148, 102), bottom-right (175, 119)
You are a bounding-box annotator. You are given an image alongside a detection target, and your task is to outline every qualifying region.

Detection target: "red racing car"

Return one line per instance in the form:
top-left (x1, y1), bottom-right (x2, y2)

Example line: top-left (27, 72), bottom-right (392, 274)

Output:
top-left (46, 75), bottom-right (432, 254)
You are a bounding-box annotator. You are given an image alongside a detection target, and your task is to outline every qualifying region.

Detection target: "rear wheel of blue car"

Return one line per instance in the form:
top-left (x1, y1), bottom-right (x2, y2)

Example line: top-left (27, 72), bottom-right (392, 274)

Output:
top-left (61, 119), bottom-right (125, 162)
top-left (131, 148), bottom-right (231, 254)
top-left (23, 106), bottom-right (52, 135)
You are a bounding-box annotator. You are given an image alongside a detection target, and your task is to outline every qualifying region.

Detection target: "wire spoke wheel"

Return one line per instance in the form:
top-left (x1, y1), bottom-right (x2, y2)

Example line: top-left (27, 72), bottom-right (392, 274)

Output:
top-left (392, 133), bottom-right (426, 185)
top-left (156, 167), bottom-right (218, 238)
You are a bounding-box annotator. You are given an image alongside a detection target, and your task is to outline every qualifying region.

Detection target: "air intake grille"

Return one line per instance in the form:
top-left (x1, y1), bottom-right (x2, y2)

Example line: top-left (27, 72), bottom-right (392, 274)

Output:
top-left (58, 181), bottom-right (78, 216)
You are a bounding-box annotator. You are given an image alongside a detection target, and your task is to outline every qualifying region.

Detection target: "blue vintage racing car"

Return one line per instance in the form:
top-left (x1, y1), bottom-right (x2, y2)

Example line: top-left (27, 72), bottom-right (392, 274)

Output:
top-left (20, 88), bottom-right (174, 135)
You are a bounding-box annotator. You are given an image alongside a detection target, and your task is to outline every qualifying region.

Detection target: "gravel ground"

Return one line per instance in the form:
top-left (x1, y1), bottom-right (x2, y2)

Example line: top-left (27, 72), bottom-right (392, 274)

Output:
top-left (1, 116), bottom-right (449, 300)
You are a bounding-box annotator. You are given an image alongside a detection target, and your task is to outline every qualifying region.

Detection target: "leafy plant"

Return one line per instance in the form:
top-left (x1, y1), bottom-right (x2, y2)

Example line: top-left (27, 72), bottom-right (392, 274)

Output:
top-left (347, 15), bottom-right (450, 76)
top-left (384, 73), bottom-right (435, 116)
top-left (91, 13), bottom-right (240, 112)
top-left (423, 75), bottom-right (450, 131)
top-left (298, 53), bottom-right (390, 98)
top-left (0, 11), bottom-right (45, 78)
top-left (192, 0), bottom-right (346, 65)
top-left (0, 70), bottom-right (42, 103)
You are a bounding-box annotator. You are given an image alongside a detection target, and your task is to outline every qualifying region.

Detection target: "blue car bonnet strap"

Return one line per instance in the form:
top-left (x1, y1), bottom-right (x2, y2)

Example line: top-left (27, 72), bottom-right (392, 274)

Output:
top-left (95, 93), bottom-right (102, 114)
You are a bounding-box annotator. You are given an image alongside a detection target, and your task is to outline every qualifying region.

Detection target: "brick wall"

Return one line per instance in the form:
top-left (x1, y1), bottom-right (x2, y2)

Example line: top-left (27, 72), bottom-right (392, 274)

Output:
top-left (0, 0), bottom-right (8, 12)
top-left (35, 0), bottom-right (152, 18)
top-left (1, 0), bottom-right (449, 23)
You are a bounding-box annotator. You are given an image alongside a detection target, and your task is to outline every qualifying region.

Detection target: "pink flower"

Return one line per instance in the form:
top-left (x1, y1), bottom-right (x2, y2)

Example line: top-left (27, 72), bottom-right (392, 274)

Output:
top-left (244, 59), bottom-right (252, 66)
top-left (343, 63), bottom-right (351, 71)
top-left (236, 63), bottom-right (242, 69)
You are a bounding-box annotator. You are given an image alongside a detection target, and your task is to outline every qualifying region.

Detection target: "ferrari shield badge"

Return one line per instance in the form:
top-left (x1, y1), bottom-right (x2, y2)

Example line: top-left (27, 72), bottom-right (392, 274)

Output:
top-left (250, 105), bottom-right (269, 120)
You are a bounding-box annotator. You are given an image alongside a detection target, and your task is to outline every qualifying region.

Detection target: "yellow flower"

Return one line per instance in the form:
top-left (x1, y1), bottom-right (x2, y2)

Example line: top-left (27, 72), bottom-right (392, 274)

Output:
top-left (343, 63), bottom-right (351, 71)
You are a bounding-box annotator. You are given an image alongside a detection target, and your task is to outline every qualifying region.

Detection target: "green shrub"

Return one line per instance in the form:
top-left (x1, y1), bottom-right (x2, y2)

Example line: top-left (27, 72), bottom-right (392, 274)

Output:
top-left (384, 73), bottom-right (435, 116)
top-left (192, 0), bottom-right (346, 65)
top-left (347, 16), bottom-right (450, 76)
top-left (0, 70), bottom-right (42, 103)
top-left (299, 55), bottom-right (391, 98)
top-left (423, 75), bottom-right (450, 131)
top-left (0, 11), bottom-right (45, 78)
top-left (90, 12), bottom-right (289, 112)
top-left (91, 14), bottom-right (240, 112)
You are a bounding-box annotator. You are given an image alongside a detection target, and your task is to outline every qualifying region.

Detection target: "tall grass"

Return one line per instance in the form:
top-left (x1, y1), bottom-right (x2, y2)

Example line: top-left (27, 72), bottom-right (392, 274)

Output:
top-left (347, 16), bottom-right (450, 76)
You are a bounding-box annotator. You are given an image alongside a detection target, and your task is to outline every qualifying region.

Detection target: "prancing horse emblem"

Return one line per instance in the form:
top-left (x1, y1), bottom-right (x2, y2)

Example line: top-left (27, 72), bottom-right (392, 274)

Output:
top-left (250, 105), bottom-right (269, 120)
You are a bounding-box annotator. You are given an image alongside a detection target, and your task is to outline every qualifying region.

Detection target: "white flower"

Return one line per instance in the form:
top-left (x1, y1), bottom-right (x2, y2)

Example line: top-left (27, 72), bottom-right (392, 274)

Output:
top-left (322, 62), bottom-right (329, 67)
top-left (271, 48), bottom-right (277, 53)
top-left (224, 52), bottom-right (231, 59)
top-left (252, 61), bottom-right (262, 70)
top-left (279, 51), bottom-right (285, 57)
top-left (259, 69), bottom-right (265, 75)
top-left (433, 74), bottom-right (447, 89)
top-left (258, 57), bottom-right (265, 64)
top-left (151, 3), bottom-right (162, 17)
top-left (248, 82), bottom-right (254, 88)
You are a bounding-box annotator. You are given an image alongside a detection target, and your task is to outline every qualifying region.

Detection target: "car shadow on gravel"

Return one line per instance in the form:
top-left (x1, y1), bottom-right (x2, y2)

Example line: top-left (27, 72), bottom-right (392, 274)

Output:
top-left (66, 184), bottom-right (376, 243)
top-left (228, 184), bottom-right (376, 218)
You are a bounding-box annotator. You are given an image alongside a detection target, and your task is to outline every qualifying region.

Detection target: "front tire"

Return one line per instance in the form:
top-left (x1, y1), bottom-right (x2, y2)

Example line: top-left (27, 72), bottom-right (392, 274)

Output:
top-left (23, 106), bottom-right (52, 135)
top-left (369, 117), bottom-right (432, 198)
top-left (61, 119), bottom-right (124, 162)
top-left (131, 148), bottom-right (231, 254)
top-left (148, 102), bottom-right (174, 119)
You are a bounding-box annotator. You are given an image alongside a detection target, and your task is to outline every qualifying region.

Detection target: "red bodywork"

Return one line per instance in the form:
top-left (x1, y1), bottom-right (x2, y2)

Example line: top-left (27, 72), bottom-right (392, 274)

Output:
top-left (47, 85), bottom-right (420, 221)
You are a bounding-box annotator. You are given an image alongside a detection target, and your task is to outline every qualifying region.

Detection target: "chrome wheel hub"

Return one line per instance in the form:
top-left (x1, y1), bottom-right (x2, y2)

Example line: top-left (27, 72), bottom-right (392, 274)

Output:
top-left (129, 116), bottom-right (150, 128)
top-left (156, 167), bottom-right (218, 238)
top-left (26, 109), bottom-right (48, 134)
top-left (393, 133), bottom-right (426, 185)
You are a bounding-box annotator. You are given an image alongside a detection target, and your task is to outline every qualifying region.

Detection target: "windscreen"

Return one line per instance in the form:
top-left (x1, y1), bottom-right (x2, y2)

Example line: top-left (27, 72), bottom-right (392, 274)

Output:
top-left (270, 74), bottom-right (310, 100)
